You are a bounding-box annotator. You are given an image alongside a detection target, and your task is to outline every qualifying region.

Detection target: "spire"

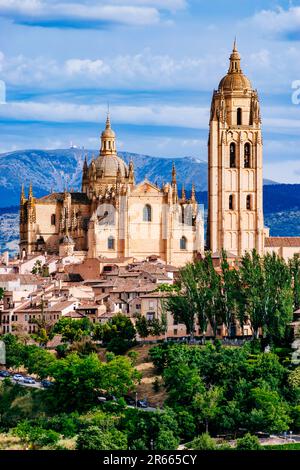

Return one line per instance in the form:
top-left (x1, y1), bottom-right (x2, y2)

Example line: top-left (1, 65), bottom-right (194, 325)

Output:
top-left (83, 154), bottom-right (88, 171)
top-left (129, 159), bottom-right (135, 184)
top-left (191, 183), bottom-right (196, 203)
top-left (172, 162), bottom-right (177, 185)
top-left (28, 182), bottom-right (33, 199)
top-left (181, 185), bottom-right (186, 202)
top-left (106, 111), bottom-right (111, 130)
top-left (100, 111), bottom-right (116, 157)
top-left (20, 184), bottom-right (25, 204)
top-left (233, 36), bottom-right (237, 52)
top-left (228, 37), bottom-right (242, 74)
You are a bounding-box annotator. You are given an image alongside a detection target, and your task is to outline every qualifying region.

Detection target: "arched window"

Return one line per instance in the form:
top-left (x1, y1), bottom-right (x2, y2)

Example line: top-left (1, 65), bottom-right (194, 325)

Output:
top-left (244, 143), bottom-right (251, 168)
top-left (230, 143), bottom-right (236, 168)
top-left (108, 236), bottom-right (115, 250)
top-left (246, 195), bottom-right (252, 211)
top-left (229, 194), bottom-right (234, 210)
top-left (143, 204), bottom-right (152, 222)
top-left (180, 236), bottom-right (187, 250)
top-left (237, 108), bottom-right (242, 126)
top-left (51, 214), bottom-right (56, 226)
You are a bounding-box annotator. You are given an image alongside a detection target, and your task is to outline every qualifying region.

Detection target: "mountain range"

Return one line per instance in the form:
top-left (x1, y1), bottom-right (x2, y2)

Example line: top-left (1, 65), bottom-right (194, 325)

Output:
top-left (0, 148), bottom-right (277, 208)
top-left (0, 148), bottom-right (299, 254)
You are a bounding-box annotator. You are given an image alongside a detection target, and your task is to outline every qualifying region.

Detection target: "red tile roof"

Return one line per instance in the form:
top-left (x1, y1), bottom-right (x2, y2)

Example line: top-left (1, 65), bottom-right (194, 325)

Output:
top-left (265, 237), bottom-right (300, 248)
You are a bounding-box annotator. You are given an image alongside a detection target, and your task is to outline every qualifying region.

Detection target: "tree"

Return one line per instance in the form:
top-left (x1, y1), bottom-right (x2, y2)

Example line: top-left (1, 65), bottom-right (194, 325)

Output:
top-left (186, 433), bottom-right (217, 450)
top-left (52, 317), bottom-right (93, 343)
top-left (13, 421), bottom-right (60, 449)
top-left (76, 426), bottom-right (127, 450)
top-left (193, 385), bottom-right (223, 433)
top-left (288, 367), bottom-right (300, 389)
top-left (289, 254), bottom-right (300, 310)
top-left (236, 433), bottom-right (261, 451)
top-left (155, 429), bottom-right (179, 450)
top-left (249, 386), bottom-right (291, 433)
top-left (1, 334), bottom-right (26, 369)
top-left (102, 314), bottom-right (136, 354)
top-left (135, 315), bottom-right (149, 340)
top-left (45, 353), bottom-right (140, 412)
top-left (24, 345), bottom-right (56, 379)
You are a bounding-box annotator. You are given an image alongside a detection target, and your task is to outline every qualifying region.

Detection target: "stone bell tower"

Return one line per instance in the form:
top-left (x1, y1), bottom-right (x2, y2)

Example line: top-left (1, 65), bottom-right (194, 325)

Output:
top-left (207, 41), bottom-right (264, 256)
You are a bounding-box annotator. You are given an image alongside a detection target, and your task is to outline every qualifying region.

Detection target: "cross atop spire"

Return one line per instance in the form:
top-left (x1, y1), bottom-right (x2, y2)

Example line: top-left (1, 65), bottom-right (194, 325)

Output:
top-left (228, 39), bottom-right (241, 74)
top-left (233, 36), bottom-right (237, 52)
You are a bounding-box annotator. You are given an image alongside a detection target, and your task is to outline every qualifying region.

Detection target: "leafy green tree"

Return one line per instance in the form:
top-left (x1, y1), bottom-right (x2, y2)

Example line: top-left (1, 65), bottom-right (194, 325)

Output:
top-left (0, 288), bottom-right (4, 300)
top-left (1, 334), bottom-right (27, 369)
top-left (186, 433), bottom-right (217, 450)
top-left (76, 426), bottom-right (127, 450)
top-left (289, 254), bottom-right (300, 310)
top-left (155, 429), bottom-right (179, 450)
top-left (249, 386), bottom-right (291, 433)
top-left (13, 420), bottom-right (60, 449)
top-left (24, 345), bottom-right (56, 379)
top-left (193, 385), bottom-right (223, 433)
top-left (52, 317), bottom-right (93, 343)
top-left (135, 315), bottom-right (149, 339)
top-left (102, 314), bottom-right (136, 354)
top-left (236, 433), bottom-right (261, 451)
top-left (164, 363), bottom-right (204, 406)
top-left (288, 367), bottom-right (300, 389)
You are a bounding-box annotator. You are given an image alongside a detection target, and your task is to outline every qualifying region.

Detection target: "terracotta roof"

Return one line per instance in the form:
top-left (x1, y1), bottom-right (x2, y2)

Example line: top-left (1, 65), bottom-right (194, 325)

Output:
top-left (47, 300), bottom-right (76, 312)
top-left (265, 237), bottom-right (300, 248)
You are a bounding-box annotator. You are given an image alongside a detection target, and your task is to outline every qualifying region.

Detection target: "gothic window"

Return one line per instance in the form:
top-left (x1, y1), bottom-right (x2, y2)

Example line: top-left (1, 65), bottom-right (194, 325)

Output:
top-left (246, 195), bottom-right (252, 211)
top-left (180, 236), bottom-right (187, 250)
top-left (237, 108), bottom-right (242, 126)
top-left (51, 214), bottom-right (56, 226)
top-left (244, 143), bottom-right (251, 168)
top-left (229, 194), bottom-right (234, 210)
top-left (230, 143), bottom-right (236, 168)
top-left (108, 236), bottom-right (115, 250)
top-left (143, 204), bottom-right (152, 222)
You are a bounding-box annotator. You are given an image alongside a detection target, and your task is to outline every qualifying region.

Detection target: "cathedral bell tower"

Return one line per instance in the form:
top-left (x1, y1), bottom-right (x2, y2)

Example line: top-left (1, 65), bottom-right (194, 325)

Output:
top-left (207, 41), bottom-right (264, 256)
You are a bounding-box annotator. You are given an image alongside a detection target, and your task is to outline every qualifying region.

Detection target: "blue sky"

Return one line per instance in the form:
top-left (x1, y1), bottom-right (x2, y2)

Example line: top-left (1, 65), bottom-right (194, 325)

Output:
top-left (0, 0), bottom-right (300, 183)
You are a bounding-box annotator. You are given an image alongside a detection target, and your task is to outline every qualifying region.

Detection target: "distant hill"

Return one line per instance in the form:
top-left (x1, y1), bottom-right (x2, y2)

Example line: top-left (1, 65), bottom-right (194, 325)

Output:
top-left (0, 148), bottom-right (278, 208)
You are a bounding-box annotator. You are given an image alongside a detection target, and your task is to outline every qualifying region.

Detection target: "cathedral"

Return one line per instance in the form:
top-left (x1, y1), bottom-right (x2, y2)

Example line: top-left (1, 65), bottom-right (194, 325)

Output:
top-left (19, 115), bottom-right (204, 267)
top-left (19, 42), bottom-right (300, 265)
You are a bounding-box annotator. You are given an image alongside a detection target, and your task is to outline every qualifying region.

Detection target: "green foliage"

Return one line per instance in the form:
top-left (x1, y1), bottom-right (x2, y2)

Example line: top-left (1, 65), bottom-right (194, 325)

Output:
top-left (249, 387), bottom-right (291, 433)
top-left (186, 433), bottom-right (217, 450)
top-left (102, 314), bottom-right (136, 353)
top-left (288, 367), bottom-right (300, 389)
top-left (13, 420), bottom-right (60, 449)
top-left (236, 433), bottom-right (261, 451)
top-left (52, 317), bottom-right (93, 343)
top-left (76, 426), bottom-right (127, 450)
top-left (155, 429), bottom-right (179, 450)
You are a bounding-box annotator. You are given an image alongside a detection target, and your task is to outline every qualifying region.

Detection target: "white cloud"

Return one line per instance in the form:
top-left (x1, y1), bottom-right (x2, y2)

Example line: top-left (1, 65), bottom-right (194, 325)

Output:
top-left (249, 6), bottom-right (300, 37)
top-left (0, 0), bottom-right (160, 27)
top-left (0, 100), bottom-right (210, 129)
top-left (0, 48), bottom-right (225, 90)
top-left (65, 58), bottom-right (111, 76)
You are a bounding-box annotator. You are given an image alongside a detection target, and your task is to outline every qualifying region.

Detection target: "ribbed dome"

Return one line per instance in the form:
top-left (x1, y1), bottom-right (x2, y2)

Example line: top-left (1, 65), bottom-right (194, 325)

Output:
top-left (218, 40), bottom-right (252, 92)
top-left (94, 154), bottom-right (128, 178)
top-left (218, 73), bottom-right (252, 92)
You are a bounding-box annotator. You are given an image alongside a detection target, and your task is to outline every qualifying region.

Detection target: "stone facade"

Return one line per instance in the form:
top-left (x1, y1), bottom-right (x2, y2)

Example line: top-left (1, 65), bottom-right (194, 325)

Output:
top-left (20, 116), bottom-right (204, 267)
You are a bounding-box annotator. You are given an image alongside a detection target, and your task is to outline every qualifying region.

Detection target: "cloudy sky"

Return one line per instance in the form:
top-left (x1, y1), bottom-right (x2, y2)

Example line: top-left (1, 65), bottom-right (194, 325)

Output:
top-left (0, 0), bottom-right (300, 183)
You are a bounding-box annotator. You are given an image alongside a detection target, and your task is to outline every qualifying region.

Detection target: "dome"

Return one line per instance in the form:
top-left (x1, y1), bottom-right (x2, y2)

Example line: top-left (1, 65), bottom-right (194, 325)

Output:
top-left (218, 73), bottom-right (252, 92)
top-left (94, 154), bottom-right (128, 178)
top-left (101, 127), bottom-right (115, 139)
top-left (218, 40), bottom-right (252, 92)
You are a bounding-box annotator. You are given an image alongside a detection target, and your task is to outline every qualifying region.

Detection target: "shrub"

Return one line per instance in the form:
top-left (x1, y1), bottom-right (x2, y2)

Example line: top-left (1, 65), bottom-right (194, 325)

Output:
top-left (236, 433), bottom-right (261, 451)
top-left (186, 433), bottom-right (217, 450)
